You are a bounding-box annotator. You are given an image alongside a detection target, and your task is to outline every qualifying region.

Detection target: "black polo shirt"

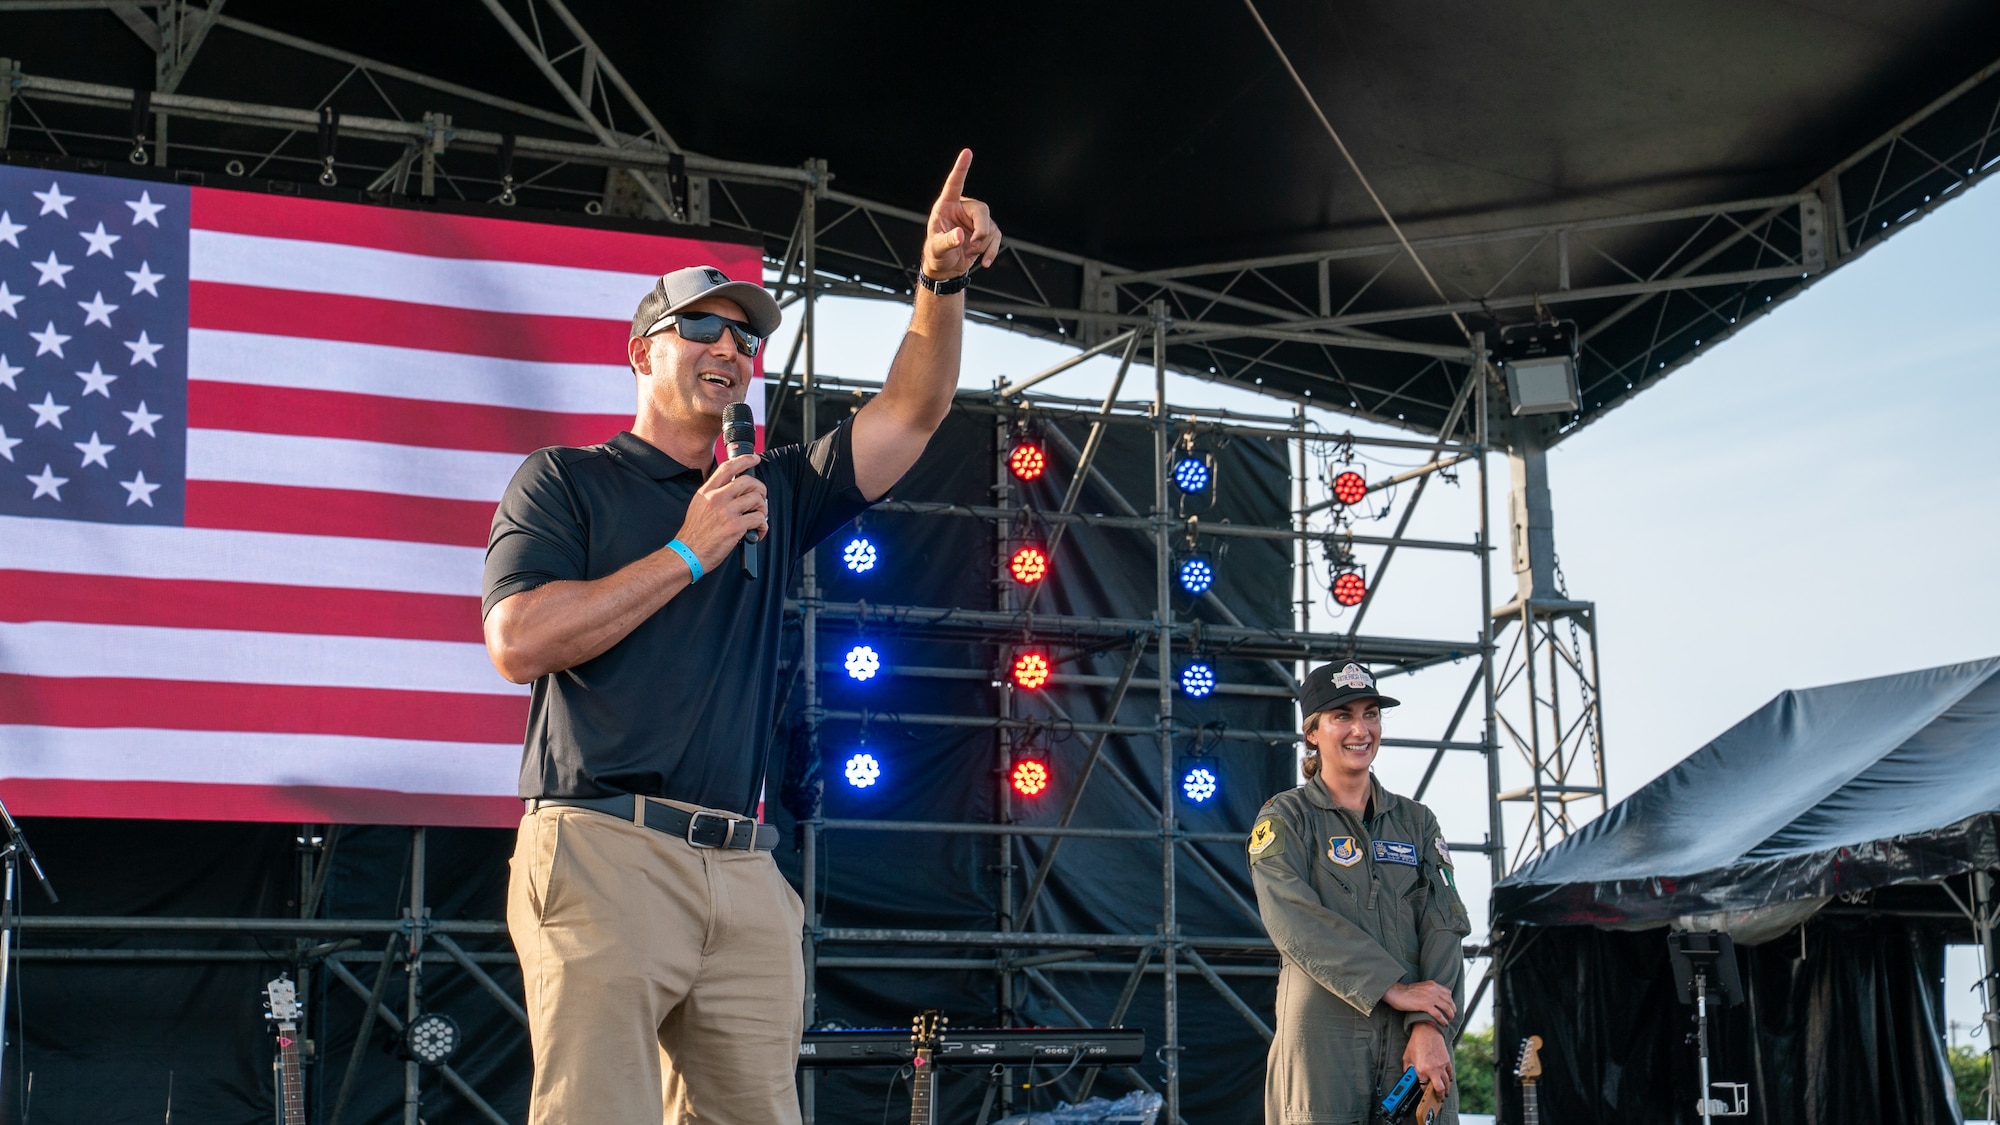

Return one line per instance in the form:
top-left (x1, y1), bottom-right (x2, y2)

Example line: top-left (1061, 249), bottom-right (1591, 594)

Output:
top-left (482, 425), bottom-right (874, 813)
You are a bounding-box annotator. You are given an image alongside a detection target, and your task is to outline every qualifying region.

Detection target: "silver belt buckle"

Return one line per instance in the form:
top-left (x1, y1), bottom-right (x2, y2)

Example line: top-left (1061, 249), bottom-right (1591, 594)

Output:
top-left (685, 809), bottom-right (733, 849)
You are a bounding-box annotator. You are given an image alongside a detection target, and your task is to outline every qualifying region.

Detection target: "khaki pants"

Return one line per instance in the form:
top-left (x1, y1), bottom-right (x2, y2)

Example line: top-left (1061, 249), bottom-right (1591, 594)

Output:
top-left (508, 804), bottom-right (807, 1125)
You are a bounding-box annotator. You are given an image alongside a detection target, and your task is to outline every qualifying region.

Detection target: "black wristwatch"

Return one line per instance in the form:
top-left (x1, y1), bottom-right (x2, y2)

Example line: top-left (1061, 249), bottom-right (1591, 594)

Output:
top-left (918, 264), bottom-right (977, 295)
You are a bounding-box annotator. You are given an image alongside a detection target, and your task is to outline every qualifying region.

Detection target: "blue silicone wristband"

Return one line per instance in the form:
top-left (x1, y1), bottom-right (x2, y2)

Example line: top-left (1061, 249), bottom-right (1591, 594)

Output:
top-left (666, 538), bottom-right (703, 582)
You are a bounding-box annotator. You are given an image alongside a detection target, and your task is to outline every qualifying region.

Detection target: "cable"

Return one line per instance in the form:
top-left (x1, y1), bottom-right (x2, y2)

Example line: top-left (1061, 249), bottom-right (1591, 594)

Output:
top-left (1237, 0), bottom-right (1474, 346)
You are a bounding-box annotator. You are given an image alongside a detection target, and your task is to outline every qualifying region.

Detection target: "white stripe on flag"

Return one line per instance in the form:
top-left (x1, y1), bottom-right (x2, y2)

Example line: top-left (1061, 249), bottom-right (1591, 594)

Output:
top-left (0, 621), bottom-right (522, 695)
top-left (189, 329), bottom-right (639, 415)
top-left (0, 725), bottom-right (519, 794)
top-left (186, 429), bottom-right (522, 502)
top-left (191, 228), bottom-right (659, 320)
top-left (0, 515), bottom-right (485, 595)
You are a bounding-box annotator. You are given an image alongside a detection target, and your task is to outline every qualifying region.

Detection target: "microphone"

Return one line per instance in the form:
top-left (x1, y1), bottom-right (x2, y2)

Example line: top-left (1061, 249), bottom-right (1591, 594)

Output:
top-left (721, 402), bottom-right (761, 579)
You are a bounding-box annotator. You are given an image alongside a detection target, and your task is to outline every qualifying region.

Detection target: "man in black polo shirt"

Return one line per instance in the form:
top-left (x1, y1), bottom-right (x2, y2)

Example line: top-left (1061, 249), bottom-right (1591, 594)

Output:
top-left (482, 150), bottom-right (1000, 1125)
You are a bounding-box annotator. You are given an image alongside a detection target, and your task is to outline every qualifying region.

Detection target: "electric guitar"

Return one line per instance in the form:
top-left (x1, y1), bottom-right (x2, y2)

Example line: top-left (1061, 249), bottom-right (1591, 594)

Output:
top-left (1515, 1034), bottom-right (1544, 1125)
top-left (908, 1009), bottom-right (946, 1125)
top-left (264, 974), bottom-right (306, 1125)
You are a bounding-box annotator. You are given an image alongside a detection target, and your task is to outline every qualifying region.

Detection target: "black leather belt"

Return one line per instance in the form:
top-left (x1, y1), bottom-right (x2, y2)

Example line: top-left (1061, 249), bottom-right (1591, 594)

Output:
top-left (527, 794), bottom-right (779, 852)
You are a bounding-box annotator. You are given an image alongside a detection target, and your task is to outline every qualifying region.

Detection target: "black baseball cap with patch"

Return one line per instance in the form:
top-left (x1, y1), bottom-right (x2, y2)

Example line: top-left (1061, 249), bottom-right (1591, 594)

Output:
top-left (1300, 661), bottom-right (1401, 715)
top-left (631, 265), bottom-right (782, 340)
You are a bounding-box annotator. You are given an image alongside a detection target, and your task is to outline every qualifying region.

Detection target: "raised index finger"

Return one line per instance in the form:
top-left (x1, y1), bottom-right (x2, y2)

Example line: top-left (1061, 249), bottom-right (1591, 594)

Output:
top-left (940, 148), bottom-right (973, 201)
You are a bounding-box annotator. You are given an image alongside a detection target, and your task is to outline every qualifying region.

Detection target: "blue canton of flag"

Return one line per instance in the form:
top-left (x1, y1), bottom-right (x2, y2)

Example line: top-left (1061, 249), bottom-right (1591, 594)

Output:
top-left (0, 164), bottom-right (188, 526)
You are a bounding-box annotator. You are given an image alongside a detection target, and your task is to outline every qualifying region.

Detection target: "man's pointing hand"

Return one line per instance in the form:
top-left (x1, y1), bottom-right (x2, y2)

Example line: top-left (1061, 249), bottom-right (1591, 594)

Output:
top-left (923, 148), bottom-right (1002, 281)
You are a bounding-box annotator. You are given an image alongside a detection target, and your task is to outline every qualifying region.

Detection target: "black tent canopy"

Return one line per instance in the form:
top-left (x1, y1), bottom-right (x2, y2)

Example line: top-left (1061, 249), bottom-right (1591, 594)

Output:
top-left (1491, 658), bottom-right (2000, 1124)
top-left (3, 2), bottom-right (1999, 435)
top-left (1496, 655), bottom-right (2000, 929)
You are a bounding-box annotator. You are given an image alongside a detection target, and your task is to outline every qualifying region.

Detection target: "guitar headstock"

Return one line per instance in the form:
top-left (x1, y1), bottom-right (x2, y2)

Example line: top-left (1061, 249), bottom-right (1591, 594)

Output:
top-left (1514, 1034), bottom-right (1543, 1084)
top-left (264, 973), bottom-right (302, 1027)
top-left (909, 1009), bottom-right (947, 1052)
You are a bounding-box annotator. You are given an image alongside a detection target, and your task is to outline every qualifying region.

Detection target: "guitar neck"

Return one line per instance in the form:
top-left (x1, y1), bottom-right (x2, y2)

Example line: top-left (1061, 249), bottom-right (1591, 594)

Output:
top-left (1522, 1082), bottom-right (1538, 1125)
top-left (909, 1049), bottom-right (936, 1125)
top-left (277, 1022), bottom-right (305, 1125)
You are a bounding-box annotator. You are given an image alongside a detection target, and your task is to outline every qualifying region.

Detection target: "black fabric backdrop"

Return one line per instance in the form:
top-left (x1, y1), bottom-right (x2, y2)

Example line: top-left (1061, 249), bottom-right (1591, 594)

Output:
top-left (1494, 918), bottom-right (1962, 1125)
top-left (0, 400), bottom-right (1296, 1123)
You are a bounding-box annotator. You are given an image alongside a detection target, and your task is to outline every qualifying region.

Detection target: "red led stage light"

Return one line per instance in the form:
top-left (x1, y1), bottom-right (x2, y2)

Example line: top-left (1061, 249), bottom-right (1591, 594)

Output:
top-left (1332, 470), bottom-right (1368, 507)
top-left (1009, 441), bottom-right (1046, 481)
top-left (1332, 571), bottom-right (1367, 607)
top-left (1009, 546), bottom-right (1049, 585)
top-left (1011, 759), bottom-right (1050, 797)
top-left (1012, 651), bottom-right (1051, 690)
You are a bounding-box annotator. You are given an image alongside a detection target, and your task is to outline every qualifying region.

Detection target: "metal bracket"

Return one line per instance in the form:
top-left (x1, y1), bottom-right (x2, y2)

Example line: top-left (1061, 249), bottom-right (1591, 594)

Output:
top-left (1800, 194), bottom-right (1827, 274)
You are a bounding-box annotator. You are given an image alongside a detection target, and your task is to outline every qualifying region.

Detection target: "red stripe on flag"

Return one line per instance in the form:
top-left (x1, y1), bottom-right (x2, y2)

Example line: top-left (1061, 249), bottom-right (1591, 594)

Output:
top-left (185, 480), bottom-right (493, 548)
top-left (0, 675), bottom-right (525, 743)
top-left (0, 570), bottom-right (483, 642)
top-left (0, 779), bottom-right (523, 828)
top-left (189, 381), bottom-right (627, 455)
top-left (189, 281), bottom-right (625, 365)
top-left (190, 186), bottom-right (763, 278)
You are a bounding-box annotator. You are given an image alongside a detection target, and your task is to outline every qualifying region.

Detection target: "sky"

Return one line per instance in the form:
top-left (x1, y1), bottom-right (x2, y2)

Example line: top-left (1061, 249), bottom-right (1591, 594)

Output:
top-left (765, 171), bottom-right (2000, 1037)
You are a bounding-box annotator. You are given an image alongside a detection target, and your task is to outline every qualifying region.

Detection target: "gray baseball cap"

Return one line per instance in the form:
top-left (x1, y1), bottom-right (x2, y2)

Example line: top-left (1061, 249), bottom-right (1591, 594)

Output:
top-left (630, 265), bottom-right (781, 340)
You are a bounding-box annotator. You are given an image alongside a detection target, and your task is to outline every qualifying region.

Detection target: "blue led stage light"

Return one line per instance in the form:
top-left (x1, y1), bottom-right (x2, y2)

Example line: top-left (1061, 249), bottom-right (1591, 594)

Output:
top-left (844, 645), bottom-right (881, 682)
top-left (844, 752), bottom-right (881, 789)
top-left (1181, 765), bottom-right (1219, 803)
top-left (1180, 661), bottom-right (1216, 697)
top-left (842, 536), bottom-right (878, 573)
top-left (1172, 456), bottom-right (1210, 494)
top-left (1178, 556), bottom-right (1214, 595)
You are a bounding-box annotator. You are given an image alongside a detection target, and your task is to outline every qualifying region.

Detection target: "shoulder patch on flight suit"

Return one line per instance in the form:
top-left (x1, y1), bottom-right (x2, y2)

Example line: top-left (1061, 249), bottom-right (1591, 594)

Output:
top-left (1434, 835), bottom-right (1457, 889)
top-left (1326, 835), bottom-right (1361, 867)
top-left (1248, 817), bottom-right (1285, 860)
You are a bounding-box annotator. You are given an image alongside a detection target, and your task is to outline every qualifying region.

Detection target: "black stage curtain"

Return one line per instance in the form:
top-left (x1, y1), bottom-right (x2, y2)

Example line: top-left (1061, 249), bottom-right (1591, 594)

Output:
top-left (1494, 918), bottom-right (1960, 1125)
top-left (0, 401), bottom-right (1296, 1124)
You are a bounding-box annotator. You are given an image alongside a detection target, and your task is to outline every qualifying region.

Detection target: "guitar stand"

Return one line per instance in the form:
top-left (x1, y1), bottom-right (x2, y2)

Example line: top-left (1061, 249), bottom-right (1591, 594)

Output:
top-left (0, 790), bottom-right (58, 1104)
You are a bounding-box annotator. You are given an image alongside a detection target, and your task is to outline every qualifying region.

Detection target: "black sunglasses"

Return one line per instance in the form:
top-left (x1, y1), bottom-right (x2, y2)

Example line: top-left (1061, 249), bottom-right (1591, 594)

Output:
top-left (653, 312), bottom-right (765, 357)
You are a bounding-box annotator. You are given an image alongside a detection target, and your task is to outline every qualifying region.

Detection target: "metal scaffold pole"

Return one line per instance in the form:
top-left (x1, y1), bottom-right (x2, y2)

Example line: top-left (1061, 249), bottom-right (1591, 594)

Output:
top-left (1150, 304), bottom-right (1180, 1124)
top-left (798, 168), bottom-right (822, 1125)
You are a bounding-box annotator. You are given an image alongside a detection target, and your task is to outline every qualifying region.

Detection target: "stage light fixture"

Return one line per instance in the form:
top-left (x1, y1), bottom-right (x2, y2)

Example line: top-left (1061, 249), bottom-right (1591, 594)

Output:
top-left (1011, 758), bottom-right (1050, 798)
top-left (1009, 546), bottom-right (1049, 585)
top-left (1178, 556), bottom-right (1215, 596)
top-left (1008, 440), bottom-right (1046, 481)
top-left (1172, 455), bottom-right (1211, 494)
top-left (1331, 470), bottom-right (1368, 507)
top-left (402, 1011), bottom-right (461, 1068)
top-left (841, 535), bottom-right (878, 574)
top-left (1496, 321), bottom-right (1581, 417)
top-left (844, 751), bottom-right (881, 789)
top-left (1180, 661), bottom-right (1216, 698)
top-left (1181, 763), bottom-right (1219, 804)
top-left (1011, 650), bottom-right (1051, 691)
top-left (1332, 571), bottom-right (1367, 607)
top-left (843, 644), bottom-right (882, 681)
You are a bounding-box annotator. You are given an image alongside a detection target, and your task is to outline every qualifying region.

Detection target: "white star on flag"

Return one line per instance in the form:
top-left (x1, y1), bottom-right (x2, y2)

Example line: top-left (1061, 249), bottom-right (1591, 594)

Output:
top-left (31, 251), bottom-right (73, 288)
top-left (0, 211), bottom-right (22, 248)
top-left (79, 222), bottom-right (121, 258)
top-left (121, 400), bottom-right (162, 436)
top-left (29, 322), bottom-right (71, 357)
top-left (73, 431), bottom-right (115, 468)
top-left (120, 468), bottom-right (161, 507)
top-left (78, 291), bottom-right (119, 327)
top-left (29, 392), bottom-right (70, 429)
top-left (0, 281), bottom-right (20, 319)
top-left (125, 261), bottom-right (164, 297)
top-left (0, 425), bottom-right (19, 462)
top-left (124, 330), bottom-right (163, 367)
top-left (75, 362), bottom-right (118, 397)
top-left (26, 463), bottom-right (69, 500)
top-left (0, 355), bottom-right (19, 390)
top-left (125, 191), bottom-right (165, 227)
top-left (32, 182), bottom-right (74, 218)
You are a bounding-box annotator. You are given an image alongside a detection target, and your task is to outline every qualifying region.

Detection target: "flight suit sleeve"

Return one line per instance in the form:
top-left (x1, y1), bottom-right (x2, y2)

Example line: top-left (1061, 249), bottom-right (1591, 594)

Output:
top-left (1248, 806), bottom-right (1406, 1016)
top-left (1404, 808), bottom-right (1473, 1033)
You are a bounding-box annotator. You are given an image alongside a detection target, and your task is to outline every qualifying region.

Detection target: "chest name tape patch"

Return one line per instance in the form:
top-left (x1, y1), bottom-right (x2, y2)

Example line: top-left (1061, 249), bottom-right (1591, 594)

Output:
top-left (1372, 840), bottom-right (1419, 866)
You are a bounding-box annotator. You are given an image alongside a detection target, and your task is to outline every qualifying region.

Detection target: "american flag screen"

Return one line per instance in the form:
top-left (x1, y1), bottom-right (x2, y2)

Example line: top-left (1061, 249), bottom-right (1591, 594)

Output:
top-left (0, 163), bottom-right (763, 826)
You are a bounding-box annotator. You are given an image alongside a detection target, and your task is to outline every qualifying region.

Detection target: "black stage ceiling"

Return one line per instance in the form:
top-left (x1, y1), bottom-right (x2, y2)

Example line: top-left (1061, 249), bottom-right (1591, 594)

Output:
top-left (5, 1), bottom-right (1999, 436)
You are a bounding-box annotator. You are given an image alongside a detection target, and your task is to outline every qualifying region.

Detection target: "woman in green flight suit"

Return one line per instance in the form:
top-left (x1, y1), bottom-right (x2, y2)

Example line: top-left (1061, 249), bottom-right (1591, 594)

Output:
top-left (1249, 661), bottom-right (1472, 1125)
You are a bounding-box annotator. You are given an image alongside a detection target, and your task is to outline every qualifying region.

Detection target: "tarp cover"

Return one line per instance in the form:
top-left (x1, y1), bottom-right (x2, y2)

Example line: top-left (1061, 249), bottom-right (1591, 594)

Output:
top-left (1495, 656), bottom-right (2000, 926)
